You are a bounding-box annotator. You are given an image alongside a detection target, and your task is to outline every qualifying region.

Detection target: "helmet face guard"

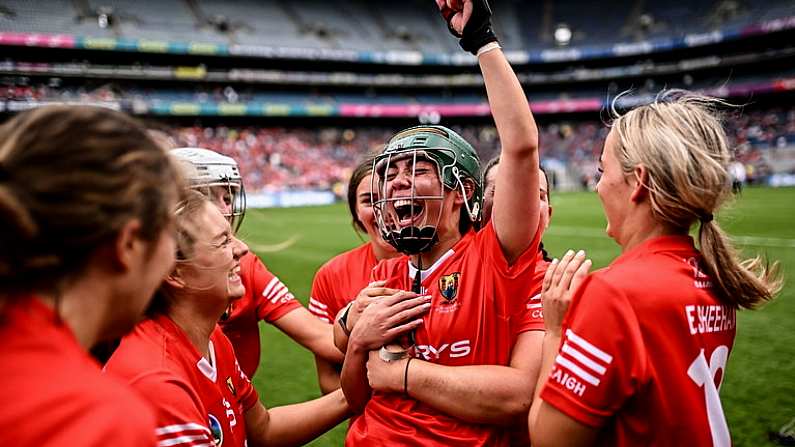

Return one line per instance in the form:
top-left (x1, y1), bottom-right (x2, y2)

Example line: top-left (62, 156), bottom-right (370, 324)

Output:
top-left (372, 149), bottom-right (449, 255)
top-left (371, 126), bottom-right (483, 255)
top-left (194, 180), bottom-right (246, 234)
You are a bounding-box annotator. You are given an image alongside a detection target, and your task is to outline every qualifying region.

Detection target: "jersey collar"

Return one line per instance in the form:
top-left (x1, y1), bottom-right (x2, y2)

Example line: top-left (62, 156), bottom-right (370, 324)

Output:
top-left (613, 234), bottom-right (696, 267)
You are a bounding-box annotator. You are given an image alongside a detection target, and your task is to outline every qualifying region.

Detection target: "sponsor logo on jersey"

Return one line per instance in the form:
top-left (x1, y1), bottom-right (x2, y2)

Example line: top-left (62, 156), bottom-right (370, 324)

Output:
top-left (439, 272), bottom-right (461, 302)
top-left (226, 376), bottom-right (236, 397)
top-left (527, 293), bottom-right (543, 319)
top-left (416, 339), bottom-right (471, 360)
top-left (208, 414), bottom-right (224, 445)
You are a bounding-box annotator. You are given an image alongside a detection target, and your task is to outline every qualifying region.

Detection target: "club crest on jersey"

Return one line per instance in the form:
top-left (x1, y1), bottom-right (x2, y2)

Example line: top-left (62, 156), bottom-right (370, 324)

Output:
top-left (208, 414), bottom-right (224, 445)
top-left (226, 376), bottom-right (236, 397)
top-left (439, 272), bottom-right (461, 302)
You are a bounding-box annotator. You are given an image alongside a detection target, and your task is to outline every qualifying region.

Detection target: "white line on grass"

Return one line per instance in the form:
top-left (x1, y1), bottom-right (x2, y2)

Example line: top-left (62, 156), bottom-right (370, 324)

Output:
top-left (546, 226), bottom-right (795, 249)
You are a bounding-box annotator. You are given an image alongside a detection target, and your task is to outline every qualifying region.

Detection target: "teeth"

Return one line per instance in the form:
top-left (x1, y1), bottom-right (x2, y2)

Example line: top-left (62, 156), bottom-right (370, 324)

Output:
top-left (394, 199), bottom-right (422, 208)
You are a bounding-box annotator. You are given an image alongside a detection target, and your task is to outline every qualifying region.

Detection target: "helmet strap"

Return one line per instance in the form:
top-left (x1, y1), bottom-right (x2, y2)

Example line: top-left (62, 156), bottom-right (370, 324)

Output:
top-left (452, 166), bottom-right (480, 223)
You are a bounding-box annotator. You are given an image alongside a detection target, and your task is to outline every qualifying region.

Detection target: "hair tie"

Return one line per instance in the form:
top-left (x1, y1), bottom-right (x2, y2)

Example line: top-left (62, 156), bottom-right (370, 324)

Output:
top-left (700, 212), bottom-right (714, 223)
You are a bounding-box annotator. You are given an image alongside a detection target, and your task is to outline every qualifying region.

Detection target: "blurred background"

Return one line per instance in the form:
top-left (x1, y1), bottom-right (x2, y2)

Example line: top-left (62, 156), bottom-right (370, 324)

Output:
top-left (1, 1), bottom-right (793, 445)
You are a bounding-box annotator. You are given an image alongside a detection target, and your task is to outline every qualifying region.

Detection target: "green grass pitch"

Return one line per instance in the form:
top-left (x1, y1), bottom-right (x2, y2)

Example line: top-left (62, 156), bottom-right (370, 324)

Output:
top-left (238, 186), bottom-right (795, 446)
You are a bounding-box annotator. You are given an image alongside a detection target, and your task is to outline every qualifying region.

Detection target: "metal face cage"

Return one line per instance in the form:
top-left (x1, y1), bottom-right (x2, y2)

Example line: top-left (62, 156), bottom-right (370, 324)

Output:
top-left (371, 147), bottom-right (458, 255)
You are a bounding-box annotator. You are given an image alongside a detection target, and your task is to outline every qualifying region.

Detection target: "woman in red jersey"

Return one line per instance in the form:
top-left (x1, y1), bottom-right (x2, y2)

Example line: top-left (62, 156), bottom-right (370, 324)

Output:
top-left (171, 147), bottom-right (344, 379)
top-left (337, 0), bottom-right (546, 444)
top-left (0, 106), bottom-right (182, 446)
top-left (529, 92), bottom-right (781, 447)
top-left (106, 190), bottom-right (349, 447)
top-left (310, 156), bottom-right (400, 393)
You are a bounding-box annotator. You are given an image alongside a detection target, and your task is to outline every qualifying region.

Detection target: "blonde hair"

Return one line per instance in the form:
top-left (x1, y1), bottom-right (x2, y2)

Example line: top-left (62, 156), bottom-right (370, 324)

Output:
top-left (611, 90), bottom-right (781, 309)
top-left (0, 105), bottom-right (183, 296)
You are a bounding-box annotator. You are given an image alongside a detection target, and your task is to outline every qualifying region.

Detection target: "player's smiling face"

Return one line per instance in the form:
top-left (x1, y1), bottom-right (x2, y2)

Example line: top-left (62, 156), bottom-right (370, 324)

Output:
top-left (381, 156), bottom-right (446, 231)
top-left (596, 129), bottom-right (633, 245)
top-left (180, 202), bottom-right (248, 308)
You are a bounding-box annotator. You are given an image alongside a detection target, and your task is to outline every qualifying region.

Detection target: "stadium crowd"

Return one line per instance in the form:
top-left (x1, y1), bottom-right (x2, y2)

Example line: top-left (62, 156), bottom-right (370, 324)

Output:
top-left (168, 105), bottom-right (795, 192)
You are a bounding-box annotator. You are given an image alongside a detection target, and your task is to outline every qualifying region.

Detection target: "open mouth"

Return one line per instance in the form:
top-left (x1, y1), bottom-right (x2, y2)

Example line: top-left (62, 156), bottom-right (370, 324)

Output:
top-left (393, 198), bottom-right (425, 226)
top-left (228, 264), bottom-right (242, 286)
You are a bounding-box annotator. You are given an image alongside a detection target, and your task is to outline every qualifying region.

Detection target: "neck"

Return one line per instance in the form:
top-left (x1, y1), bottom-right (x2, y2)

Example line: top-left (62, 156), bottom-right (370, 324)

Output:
top-left (42, 277), bottom-right (107, 350)
top-left (618, 215), bottom-right (684, 253)
top-left (167, 297), bottom-right (221, 358)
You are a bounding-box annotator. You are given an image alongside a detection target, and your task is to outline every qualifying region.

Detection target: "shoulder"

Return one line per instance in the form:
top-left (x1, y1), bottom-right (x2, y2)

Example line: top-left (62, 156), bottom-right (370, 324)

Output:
top-left (371, 254), bottom-right (408, 279)
top-left (316, 243), bottom-right (372, 276)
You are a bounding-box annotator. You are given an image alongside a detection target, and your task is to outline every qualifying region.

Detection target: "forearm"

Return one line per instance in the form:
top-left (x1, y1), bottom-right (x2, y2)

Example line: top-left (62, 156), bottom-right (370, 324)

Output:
top-left (408, 360), bottom-right (534, 425)
top-left (479, 49), bottom-right (538, 156)
top-left (340, 343), bottom-right (373, 413)
top-left (314, 355), bottom-right (341, 394)
top-left (274, 308), bottom-right (344, 363)
top-left (251, 390), bottom-right (349, 447)
top-left (529, 332), bottom-right (562, 435)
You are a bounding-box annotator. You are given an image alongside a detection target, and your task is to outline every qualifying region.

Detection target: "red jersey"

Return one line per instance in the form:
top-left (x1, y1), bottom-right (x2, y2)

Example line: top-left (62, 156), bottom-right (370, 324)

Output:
top-left (346, 221), bottom-right (541, 447)
top-left (0, 297), bottom-right (156, 446)
top-left (309, 242), bottom-right (379, 324)
top-left (220, 251), bottom-right (302, 377)
top-left (105, 315), bottom-right (259, 447)
top-left (540, 236), bottom-right (737, 446)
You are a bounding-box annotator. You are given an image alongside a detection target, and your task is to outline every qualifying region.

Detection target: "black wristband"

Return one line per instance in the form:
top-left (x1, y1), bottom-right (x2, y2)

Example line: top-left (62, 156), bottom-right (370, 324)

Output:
top-left (338, 303), bottom-right (352, 336)
top-left (403, 357), bottom-right (413, 396)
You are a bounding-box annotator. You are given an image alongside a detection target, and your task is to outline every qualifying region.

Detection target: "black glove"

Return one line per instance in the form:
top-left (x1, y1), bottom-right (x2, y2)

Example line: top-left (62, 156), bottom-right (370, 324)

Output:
top-left (439, 0), bottom-right (499, 55)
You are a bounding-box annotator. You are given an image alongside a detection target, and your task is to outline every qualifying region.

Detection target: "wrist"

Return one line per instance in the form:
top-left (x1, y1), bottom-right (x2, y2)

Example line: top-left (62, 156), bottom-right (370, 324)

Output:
top-left (476, 41), bottom-right (501, 57)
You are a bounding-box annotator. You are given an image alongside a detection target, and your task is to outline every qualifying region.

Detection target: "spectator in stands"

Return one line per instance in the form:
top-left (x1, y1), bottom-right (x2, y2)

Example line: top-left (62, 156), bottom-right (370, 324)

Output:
top-left (0, 105), bottom-right (182, 446)
top-left (105, 190), bottom-right (349, 447)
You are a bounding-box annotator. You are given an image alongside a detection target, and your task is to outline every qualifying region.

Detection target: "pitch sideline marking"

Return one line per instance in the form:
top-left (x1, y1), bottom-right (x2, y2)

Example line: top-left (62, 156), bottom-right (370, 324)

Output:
top-left (546, 226), bottom-right (795, 249)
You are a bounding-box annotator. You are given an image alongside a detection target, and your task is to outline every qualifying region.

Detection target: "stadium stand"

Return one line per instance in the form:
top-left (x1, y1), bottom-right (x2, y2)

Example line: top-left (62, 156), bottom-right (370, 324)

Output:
top-left (1, 0), bottom-right (793, 51)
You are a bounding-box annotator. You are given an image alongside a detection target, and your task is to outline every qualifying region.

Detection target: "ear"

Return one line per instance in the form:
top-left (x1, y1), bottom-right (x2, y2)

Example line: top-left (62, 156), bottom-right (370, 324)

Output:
top-left (112, 219), bottom-right (144, 272)
top-left (630, 165), bottom-right (649, 203)
top-left (459, 178), bottom-right (475, 202)
top-left (163, 268), bottom-right (186, 289)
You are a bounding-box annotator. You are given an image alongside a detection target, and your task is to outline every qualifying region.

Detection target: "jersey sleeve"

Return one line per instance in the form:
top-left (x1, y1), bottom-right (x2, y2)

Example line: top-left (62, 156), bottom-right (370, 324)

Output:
top-left (479, 220), bottom-right (541, 280)
top-left (247, 254), bottom-right (302, 322)
top-left (539, 274), bottom-right (647, 428)
top-left (128, 371), bottom-right (215, 446)
top-left (308, 265), bottom-right (335, 324)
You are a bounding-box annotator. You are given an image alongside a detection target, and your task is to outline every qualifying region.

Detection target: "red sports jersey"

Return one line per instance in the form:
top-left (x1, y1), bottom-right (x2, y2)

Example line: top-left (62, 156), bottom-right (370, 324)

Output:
top-left (540, 235), bottom-right (737, 446)
top-left (346, 221), bottom-right (540, 447)
top-left (105, 314), bottom-right (259, 447)
top-left (309, 242), bottom-right (378, 324)
top-left (0, 296), bottom-right (156, 446)
top-left (220, 251), bottom-right (302, 377)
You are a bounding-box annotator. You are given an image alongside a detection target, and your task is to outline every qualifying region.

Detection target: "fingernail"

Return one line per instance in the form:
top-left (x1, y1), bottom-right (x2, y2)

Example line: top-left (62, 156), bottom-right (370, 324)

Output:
top-left (552, 258), bottom-right (559, 264)
top-left (566, 250), bottom-right (574, 257)
top-left (576, 250), bottom-right (585, 257)
top-left (422, 303), bottom-right (432, 308)
top-left (423, 295), bottom-right (432, 300)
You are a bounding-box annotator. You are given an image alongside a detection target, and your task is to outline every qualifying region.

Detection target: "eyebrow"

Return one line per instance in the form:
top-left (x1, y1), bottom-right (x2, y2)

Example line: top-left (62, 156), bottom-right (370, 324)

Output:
top-left (211, 229), bottom-right (228, 243)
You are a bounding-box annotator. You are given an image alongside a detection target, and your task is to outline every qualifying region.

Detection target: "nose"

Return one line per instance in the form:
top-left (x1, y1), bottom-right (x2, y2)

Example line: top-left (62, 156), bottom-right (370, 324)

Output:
top-left (232, 237), bottom-right (249, 259)
top-left (391, 168), bottom-right (413, 190)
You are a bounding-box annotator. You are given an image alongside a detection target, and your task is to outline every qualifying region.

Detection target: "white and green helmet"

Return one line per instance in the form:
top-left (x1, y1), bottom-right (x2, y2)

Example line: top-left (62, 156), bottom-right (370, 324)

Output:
top-left (372, 125), bottom-right (482, 254)
top-left (171, 147), bottom-right (246, 233)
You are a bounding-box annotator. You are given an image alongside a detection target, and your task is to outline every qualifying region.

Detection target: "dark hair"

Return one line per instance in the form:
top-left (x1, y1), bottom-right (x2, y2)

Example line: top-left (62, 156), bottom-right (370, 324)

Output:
top-left (0, 105), bottom-right (182, 296)
top-left (482, 155), bottom-right (552, 261)
top-left (347, 155), bottom-right (376, 235)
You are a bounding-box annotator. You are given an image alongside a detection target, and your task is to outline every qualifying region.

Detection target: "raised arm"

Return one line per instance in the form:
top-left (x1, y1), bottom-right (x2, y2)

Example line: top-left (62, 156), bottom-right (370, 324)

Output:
top-left (438, 0), bottom-right (540, 264)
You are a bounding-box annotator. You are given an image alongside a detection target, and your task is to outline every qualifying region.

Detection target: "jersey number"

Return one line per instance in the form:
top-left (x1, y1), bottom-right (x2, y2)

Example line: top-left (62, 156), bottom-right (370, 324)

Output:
top-left (687, 346), bottom-right (730, 447)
